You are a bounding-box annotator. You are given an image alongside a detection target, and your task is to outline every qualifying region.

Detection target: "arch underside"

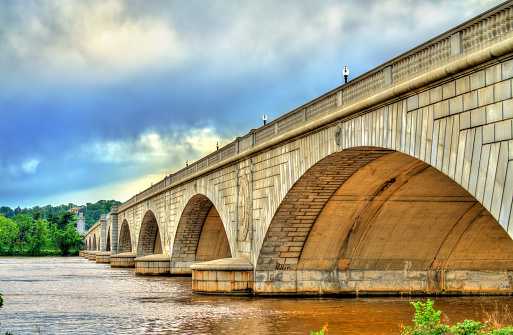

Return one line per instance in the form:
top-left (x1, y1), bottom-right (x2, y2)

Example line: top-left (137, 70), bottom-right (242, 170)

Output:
top-left (136, 211), bottom-right (163, 257)
top-left (92, 234), bottom-right (97, 251)
top-left (258, 147), bottom-right (513, 274)
top-left (170, 195), bottom-right (231, 274)
top-left (118, 219), bottom-right (132, 253)
top-left (106, 228), bottom-right (111, 252)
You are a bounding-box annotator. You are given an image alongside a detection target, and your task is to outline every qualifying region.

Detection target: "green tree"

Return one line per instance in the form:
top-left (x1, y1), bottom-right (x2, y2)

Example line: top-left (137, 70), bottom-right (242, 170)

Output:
top-left (48, 211), bottom-right (75, 231)
top-left (0, 215), bottom-right (18, 254)
top-left (26, 219), bottom-right (48, 255)
top-left (0, 207), bottom-right (14, 219)
top-left (51, 222), bottom-right (83, 256)
top-left (13, 214), bottom-right (34, 251)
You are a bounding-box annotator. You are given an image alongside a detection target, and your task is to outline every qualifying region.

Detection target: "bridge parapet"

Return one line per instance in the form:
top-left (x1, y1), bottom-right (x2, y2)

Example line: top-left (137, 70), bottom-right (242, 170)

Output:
top-left (118, 2), bottom-right (513, 212)
top-left (84, 2), bottom-right (513, 296)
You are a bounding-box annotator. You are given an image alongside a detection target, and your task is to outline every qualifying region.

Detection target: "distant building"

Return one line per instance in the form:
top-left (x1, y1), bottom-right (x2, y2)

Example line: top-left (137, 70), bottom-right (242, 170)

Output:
top-left (76, 212), bottom-right (85, 235)
top-left (69, 206), bottom-right (82, 214)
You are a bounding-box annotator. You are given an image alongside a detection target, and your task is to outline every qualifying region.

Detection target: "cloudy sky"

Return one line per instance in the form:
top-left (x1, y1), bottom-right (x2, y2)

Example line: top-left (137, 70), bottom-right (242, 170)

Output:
top-left (0, 0), bottom-right (505, 209)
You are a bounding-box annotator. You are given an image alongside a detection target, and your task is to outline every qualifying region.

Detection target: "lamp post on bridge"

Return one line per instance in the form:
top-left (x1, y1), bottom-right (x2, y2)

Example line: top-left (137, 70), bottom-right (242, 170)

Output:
top-left (262, 114), bottom-right (267, 125)
top-left (343, 66), bottom-right (349, 83)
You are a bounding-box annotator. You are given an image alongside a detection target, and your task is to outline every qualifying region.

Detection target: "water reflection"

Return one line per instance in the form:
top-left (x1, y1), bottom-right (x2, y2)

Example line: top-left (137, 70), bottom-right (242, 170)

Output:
top-left (1, 257), bottom-right (512, 334)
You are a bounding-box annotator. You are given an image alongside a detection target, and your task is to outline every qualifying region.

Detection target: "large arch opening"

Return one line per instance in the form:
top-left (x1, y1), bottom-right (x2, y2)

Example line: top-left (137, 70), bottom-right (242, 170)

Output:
top-left (88, 237), bottom-right (92, 250)
top-left (136, 210), bottom-right (163, 257)
top-left (92, 234), bottom-right (97, 251)
top-left (118, 219), bottom-right (132, 253)
top-left (171, 194), bottom-right (231, 274)
top-left (256, 147), bottom-right (513, 294)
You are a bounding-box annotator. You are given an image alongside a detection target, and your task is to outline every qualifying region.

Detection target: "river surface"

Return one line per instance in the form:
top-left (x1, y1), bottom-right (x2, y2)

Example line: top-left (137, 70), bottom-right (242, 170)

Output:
top-left (1, 257), bottom-right (512, 334)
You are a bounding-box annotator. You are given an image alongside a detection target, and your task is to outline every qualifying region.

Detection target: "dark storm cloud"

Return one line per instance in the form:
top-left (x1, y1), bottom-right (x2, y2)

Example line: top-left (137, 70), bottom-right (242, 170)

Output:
top-left (0, 0), bottom-right (502, 208)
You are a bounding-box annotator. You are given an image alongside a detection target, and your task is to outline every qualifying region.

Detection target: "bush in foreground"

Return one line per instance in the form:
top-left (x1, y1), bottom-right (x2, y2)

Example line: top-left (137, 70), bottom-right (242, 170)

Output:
top-left (401, 300), bottom-right (513, 335)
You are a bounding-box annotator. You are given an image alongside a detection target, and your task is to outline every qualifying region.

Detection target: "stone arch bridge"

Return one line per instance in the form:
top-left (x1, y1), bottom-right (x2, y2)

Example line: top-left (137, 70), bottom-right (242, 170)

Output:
top-left (84, 2), bottom-right (513, 295)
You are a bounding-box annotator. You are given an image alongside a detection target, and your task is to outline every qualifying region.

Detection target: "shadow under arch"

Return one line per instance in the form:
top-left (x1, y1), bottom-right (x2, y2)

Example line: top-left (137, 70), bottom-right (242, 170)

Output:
top-left (118, 219), bottom-right (132, 253)
top-left (136, 210), bottom-right (163, 257)
top-left (92, 234), bottom-right (97, 251)
top-left (170, 194), bottom-right (231, 274)
top-left (256, 146), bottom-right (513, 294)
top-left (106, 227), bottom-right (111, 252)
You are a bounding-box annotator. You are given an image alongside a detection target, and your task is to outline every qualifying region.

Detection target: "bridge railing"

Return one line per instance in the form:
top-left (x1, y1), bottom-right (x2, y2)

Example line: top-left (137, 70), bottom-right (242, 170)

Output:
top-left (118, 2), bottom-right (513, 212)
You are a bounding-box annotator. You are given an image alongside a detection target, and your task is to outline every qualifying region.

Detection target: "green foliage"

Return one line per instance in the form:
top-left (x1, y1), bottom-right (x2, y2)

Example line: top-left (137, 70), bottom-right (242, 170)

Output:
top-left (50, 222), bottom-right (83, 256)
top-left (0, 293), bottom-right (3, 308)
top-left (82, 200), bottom-right (121, 230)
top-left (402, 300), bottom-right (450, 335)
top-left (47, 212), bottom-right (75, 231)
top-left (490, 328), bottom-right (513, 335)
top-left (310, 322), bottom-right (328, 335)
top-left (0, 215), bottom-right (19, 253)
top-left (0, 200), bottom-right (121, 235)
top-left (13, 214), bottom-right (34, 251)
top-left (402, 300), bottom-right (513, 335)
top-left (450, 319), bottom-right (488, 334)
top-left (0, 207), bottom-right (14, 219)
top-left (0, 211), bottom-right (84, 256)
top-left (26, 219), bottom-right (48, 254)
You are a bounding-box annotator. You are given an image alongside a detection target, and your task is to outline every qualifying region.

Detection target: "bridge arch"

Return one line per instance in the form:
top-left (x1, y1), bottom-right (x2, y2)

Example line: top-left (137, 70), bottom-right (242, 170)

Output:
top-left (170, 194), bottom-right (232, 274)
top-left (257, 146), bottom-right (513, 275)
top-left (92, 234), bottom-right (97, 251)
top-left (106, 227), bottom-right (111, 252)
top-left (118, 219), bottom-right (133, 253)
top-left (136, 210), bottom-right (163, 257)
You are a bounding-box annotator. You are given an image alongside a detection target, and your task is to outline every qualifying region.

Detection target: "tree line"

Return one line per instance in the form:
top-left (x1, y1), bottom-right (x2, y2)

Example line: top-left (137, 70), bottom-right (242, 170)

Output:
top-left (0, 199), bottom-right (121, 230)
top-left (0, 211), bottom-right (83, 256)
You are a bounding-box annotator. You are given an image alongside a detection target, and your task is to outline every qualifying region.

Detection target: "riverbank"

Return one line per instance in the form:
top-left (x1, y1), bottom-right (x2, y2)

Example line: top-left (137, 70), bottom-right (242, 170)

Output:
top-left (0, 250), bottom-right (80, 256)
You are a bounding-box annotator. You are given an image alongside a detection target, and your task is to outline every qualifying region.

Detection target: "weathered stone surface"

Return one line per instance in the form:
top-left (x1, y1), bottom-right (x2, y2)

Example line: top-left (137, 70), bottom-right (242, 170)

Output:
top-left (110, 252), bottom-right (136, 268)
top-left (191, 258), bottom-right (254, 295)
top-left (134, 254), bottom-right (170, 276)
top-left (84, 4), bottom-right (513, 296)
top-left (87, 251), bottom-right (100, 261)
top-left (96, 251), bottom-right (111, 264)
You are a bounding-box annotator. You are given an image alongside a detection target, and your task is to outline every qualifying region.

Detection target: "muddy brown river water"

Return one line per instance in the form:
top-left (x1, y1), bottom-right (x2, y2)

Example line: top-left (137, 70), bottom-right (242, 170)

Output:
top-left (1, 257), bottom-right (512, 334)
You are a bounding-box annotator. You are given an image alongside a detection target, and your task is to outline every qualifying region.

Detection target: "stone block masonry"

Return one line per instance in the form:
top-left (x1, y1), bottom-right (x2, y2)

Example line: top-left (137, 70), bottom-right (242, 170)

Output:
top-left (84, 2), bottom-right (513, 295)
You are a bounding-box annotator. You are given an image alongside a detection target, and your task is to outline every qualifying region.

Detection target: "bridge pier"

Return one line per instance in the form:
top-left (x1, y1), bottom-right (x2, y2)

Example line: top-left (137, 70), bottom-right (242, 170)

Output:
top-left (189, 267), bottom-right (513, 296)
top-left (110, 252), bottom-right (136, 268)
top-left (170, 261), bottom-right (193, 275)
top-left (251, 269), bottom-right (513, 296)
top-left (134, 254), bottom-right (171, 275)
top-left (96, 251), bottom-right (111, 263)
top-left (191, 258), bottom-right (254, 295)
top-left (87, 251), bottom-right (99, 261)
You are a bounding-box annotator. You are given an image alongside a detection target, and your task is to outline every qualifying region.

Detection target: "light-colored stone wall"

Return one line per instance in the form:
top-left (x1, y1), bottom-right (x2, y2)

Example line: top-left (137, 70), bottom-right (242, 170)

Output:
top-left (83, 3), bottom-right (513, 294)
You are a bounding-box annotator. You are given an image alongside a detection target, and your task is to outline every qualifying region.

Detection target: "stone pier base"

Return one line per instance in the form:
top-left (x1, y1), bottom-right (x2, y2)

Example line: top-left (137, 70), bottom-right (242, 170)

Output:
top-left (253, 269), bottom-right (513, 296)
top-left (134, 254), bottom-right (170, 275)
top-left (79, 251), bottom-right (85, 257)
top-left (111, 252), bottom-right (136, 268)
top-left (96, 251), bottom-right (111, 263)
top-left (191, 258), bottom-right (254, 295)
top-left (87, 251), bottom-right (99, 261)
top-left (170, 261), bottom-right (193, 275)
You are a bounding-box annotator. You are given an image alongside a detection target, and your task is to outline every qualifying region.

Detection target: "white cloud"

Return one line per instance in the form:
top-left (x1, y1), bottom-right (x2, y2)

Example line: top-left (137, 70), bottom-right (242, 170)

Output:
top-left (21, 159), bottom-right (40, 174)
top-left (74, 127), bottom-right (231, 167)
top-left (5, 158), bottom-right (40, 177)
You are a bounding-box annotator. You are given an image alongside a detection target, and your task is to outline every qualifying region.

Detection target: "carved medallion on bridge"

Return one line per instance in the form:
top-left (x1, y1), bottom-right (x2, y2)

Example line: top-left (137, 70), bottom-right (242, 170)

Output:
top-left (238, 172), bottom-right (251, 241)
